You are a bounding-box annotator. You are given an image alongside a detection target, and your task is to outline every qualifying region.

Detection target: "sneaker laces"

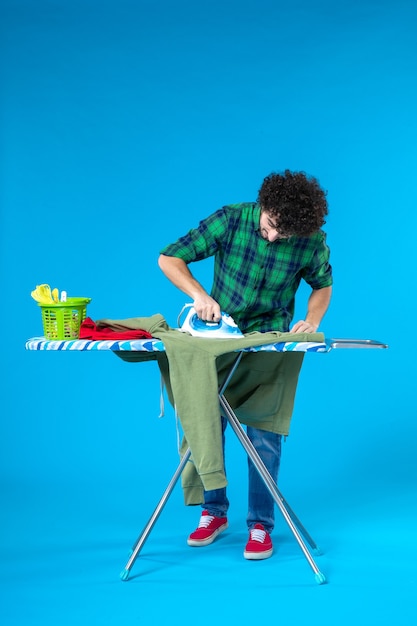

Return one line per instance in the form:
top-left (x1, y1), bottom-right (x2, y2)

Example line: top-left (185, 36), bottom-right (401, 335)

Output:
top-left (250, 527), bottom-right (267, 543)
top-left (198, 514), bottom-right (215, 528)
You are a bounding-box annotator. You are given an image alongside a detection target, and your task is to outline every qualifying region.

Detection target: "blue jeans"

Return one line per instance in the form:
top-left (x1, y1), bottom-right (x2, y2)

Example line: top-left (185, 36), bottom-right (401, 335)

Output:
top-left (203, 416), bottom-right (282, 533)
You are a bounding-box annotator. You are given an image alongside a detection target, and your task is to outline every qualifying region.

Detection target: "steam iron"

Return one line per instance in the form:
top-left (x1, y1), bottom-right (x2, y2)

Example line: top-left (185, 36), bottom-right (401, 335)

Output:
top-left (177, 303), bottom-right (244, 339)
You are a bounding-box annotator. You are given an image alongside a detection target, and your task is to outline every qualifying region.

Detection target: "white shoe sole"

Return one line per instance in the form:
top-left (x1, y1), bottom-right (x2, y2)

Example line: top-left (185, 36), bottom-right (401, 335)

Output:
top-left (243, 547), bottom-right (273, 560)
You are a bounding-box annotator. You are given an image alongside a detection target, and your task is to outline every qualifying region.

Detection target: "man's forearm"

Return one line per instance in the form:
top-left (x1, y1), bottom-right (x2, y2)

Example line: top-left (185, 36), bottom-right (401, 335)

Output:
top-left (158, 254), bottom-right (222, 320)
top-left (158, 254), bottom-right (205, 299)
top-left (291, 285), bottom-right (332, 333)
top-left (305, 286), bottom-right (332, 329)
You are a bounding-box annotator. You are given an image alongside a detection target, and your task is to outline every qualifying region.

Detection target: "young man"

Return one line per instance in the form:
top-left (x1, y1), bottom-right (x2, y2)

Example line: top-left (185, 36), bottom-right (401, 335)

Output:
top-left (158, 169), bottom-right (333, 560)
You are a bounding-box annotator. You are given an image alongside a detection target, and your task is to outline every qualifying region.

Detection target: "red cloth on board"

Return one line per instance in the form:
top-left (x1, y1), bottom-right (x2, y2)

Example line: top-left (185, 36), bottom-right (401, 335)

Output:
top-left (79, 317), bottom-right (153, 340)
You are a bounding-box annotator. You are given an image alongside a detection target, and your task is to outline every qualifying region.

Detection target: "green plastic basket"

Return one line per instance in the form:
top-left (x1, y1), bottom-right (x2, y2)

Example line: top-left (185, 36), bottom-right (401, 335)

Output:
top-left (38, 297), bottom-right (91, 340)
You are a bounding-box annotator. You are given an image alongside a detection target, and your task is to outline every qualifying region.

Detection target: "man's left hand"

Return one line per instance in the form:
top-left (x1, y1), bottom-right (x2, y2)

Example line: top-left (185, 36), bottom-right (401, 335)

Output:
top-left (290, 320), bottom-right (319, 333)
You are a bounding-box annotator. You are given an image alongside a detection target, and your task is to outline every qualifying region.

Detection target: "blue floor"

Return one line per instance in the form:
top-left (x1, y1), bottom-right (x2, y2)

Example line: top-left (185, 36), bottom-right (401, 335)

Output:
top-left (3, 341), bottom-right (413, 625)
top-left (2, 472), bottom-right (416, 626)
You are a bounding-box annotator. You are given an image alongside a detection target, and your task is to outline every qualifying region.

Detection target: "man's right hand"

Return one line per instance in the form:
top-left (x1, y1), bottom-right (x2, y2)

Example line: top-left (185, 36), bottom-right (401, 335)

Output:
top-left (193, 296), bottom-right (222, 323)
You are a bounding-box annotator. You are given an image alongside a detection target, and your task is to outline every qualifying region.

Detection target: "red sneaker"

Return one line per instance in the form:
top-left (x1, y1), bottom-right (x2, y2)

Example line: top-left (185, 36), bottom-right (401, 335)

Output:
top-left (244, 523), bottom-right (273, 560)
top-left (187, 510), bottom-right (228, 547)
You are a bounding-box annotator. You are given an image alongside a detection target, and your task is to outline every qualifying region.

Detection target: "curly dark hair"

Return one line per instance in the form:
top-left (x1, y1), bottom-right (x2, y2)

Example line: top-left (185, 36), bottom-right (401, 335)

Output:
top-left (257, 170), bottom-right (328, 236)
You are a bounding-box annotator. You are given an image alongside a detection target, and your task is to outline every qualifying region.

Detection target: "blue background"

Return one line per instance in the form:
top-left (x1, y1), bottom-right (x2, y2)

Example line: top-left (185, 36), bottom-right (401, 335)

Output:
top-left (1, 0), bottom-right (416, 624)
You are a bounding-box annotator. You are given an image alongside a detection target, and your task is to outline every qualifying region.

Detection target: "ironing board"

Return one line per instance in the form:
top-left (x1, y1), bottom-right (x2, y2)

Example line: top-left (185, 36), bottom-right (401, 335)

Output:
top-left (25, 335), bottom-right (388, 584)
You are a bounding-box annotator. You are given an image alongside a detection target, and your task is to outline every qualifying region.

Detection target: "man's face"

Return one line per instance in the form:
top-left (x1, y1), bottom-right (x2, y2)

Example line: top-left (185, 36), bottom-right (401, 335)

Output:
top-left (259, 211), bottom-right (288, 242)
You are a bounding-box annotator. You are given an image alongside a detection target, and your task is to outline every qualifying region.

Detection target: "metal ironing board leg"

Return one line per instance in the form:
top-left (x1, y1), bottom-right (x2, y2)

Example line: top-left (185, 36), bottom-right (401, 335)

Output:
top-left (119, 354), bottom-right (243, 581)
top-left (218, 353), bottom-right (324, 576)
top-left (219, 394), bottom-right (326, 584)
top-left (120, 448), bottom-right (191, 581)
top-left (219, 397), bottom-right (321, 553)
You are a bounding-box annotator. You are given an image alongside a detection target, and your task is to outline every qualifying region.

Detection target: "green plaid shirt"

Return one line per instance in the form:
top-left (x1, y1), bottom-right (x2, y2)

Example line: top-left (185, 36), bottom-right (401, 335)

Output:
top-left (160, 202), bottom-right (333, 333)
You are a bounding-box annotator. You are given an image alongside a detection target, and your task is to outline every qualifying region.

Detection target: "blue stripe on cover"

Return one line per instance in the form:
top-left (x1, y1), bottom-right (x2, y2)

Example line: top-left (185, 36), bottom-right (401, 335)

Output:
top-left (242, 341), bottom-right (328, 353)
